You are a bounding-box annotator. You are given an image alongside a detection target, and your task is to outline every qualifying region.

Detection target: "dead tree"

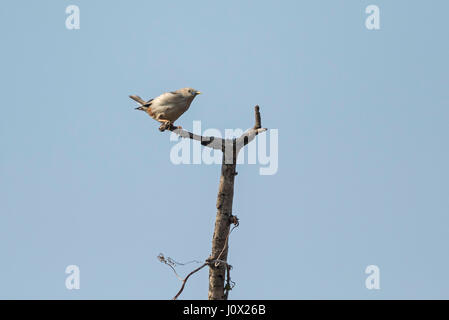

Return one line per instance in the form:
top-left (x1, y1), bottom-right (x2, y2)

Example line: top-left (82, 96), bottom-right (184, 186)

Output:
top-left (162, 106), bottom-right (266, 300)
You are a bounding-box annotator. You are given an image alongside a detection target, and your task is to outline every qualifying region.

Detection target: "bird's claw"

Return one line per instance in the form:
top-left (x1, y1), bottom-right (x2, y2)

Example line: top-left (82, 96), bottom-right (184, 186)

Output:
top-left (159, 122), bottom-right (173, 132)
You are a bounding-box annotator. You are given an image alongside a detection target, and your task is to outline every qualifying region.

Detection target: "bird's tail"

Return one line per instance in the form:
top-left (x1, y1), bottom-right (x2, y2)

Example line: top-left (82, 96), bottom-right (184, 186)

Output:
top-left (130, 95), bottom-right (151, 112)
top-left (129, 95), bottom-right (146, 105)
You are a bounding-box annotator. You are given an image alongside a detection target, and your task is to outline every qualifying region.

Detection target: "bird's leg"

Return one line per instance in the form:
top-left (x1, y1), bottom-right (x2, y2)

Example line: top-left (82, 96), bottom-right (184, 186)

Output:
top-left (158, 120), bottom-right (183, 132)
top-left (158, 120), bottom-right (173, 132)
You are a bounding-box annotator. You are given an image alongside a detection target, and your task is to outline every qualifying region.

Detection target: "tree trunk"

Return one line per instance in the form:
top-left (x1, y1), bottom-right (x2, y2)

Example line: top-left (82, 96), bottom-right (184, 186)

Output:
top-left (208, 157), bottom-right (236, 300)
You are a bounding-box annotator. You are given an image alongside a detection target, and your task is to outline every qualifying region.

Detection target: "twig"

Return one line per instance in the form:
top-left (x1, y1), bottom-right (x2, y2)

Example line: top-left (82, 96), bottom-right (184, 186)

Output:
top-left (157, 253), bottom-right (183, 281)
top-left (159, 215), bottom-right (239, 299)
top-left (172, 263), bottom-right (208, 300)
top-left (168, 258), bottom-right (202, 266)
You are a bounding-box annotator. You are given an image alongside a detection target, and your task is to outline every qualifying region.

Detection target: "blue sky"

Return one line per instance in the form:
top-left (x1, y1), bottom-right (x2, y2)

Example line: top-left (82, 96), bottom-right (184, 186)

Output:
top-left (1, 0), bottom-right (448, 299)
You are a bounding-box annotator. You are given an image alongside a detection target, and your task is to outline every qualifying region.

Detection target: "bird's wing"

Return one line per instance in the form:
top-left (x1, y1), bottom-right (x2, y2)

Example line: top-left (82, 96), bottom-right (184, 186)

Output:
top-left (154, 91), bottom-right (183, 106)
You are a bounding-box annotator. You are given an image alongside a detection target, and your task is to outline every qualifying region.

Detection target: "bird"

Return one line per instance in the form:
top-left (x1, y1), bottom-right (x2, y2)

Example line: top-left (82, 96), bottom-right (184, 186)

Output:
top-left (130, 87), bottom-right (201, 131)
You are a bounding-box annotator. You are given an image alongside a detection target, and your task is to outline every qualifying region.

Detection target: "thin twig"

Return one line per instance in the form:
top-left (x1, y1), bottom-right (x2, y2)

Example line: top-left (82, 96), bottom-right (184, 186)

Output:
top-left (168, 258), bottom-right (202, 266)
top-left (157, 253), bottom-right (183, 281)
top-left (172, 263), bottom-right (208, 300)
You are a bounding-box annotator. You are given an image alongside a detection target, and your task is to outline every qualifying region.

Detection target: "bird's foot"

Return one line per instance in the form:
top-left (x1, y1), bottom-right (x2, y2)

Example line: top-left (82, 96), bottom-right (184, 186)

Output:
top-left (159, 121), bottom-right (173, 132)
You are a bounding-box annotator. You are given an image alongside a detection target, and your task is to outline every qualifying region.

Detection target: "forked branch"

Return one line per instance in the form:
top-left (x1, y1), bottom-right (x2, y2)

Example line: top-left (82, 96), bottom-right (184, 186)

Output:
top-left (168, 106), bottom-right (267, 153)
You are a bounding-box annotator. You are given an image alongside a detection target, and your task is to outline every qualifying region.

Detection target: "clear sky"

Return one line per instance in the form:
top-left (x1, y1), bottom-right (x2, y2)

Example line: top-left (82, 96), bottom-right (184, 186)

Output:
top-left (1, 0), bottom-right (448, 299)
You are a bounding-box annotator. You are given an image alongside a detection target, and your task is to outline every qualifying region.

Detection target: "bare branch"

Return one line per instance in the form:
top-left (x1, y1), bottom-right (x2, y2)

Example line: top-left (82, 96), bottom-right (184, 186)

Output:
top-left (166, 106), bottom-right (266, 154)
top-left (157, 253), bottom-right (183, 281)
top-left (254, 105), bottom-right (262, 129)
top-left (172, 263), bottom-right (208, 300)
top-left (158, 253), bottom-right (209, 300)
top-left (168, 126), bottom-right (224, 150)
top-left (236, 127), bottom-right (267, 150)
top-left (235, 106), bottom-right (267, 150)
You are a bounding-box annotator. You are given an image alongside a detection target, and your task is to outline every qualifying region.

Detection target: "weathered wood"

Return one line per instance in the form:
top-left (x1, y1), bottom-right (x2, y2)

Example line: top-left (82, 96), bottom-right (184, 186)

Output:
top-left (207, 106), bottom-right (266, 300)
top-left (208, 160), bottom-right (236, 300)
top-left (163, 106), bottom-right (267, 300)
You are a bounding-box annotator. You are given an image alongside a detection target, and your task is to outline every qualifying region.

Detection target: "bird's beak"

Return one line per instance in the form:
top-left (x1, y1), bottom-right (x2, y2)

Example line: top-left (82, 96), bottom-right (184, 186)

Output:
top-left (196, 91), bottom-right (202, 95)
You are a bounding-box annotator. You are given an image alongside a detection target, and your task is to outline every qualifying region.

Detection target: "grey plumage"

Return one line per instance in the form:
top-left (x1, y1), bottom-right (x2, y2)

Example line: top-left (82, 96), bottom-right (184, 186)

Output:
top-left (130, 87), bottom-right (201, 131)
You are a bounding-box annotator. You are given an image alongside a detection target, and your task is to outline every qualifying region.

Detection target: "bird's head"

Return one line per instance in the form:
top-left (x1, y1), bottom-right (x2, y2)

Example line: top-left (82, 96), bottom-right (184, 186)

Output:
top-left (179, 87), bottom-right (202, 98)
